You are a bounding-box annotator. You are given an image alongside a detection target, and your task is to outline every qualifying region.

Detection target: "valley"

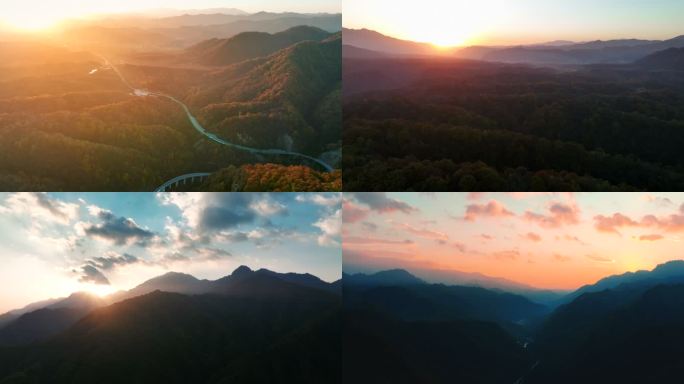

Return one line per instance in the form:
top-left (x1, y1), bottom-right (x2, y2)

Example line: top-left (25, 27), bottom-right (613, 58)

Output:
top-left (0, 11), bottom-right (342, 191)
top-left (343, 29), bottom-right (684, 191)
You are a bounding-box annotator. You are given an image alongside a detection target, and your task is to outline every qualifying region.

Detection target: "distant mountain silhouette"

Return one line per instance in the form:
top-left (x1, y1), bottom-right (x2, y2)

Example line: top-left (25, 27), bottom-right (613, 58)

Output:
top-left (0, 266), bottom-right (339, 349)
top-left (567, 260), bottom-right (684, 301)
top-left (637, 47), bottom-right (684, 70)
top-left (0, 268), bottom-right (340, 383)
top-left (0, 297), bottom-right (62, 329)
top-left (342, 28), bottom-right (438, 56)
top-left (342, 44), bottom-right (388, 59)
top-left (186, 26), bottom-right (332, 66)
top-left (344, 269), bottom-right (425, 286)
top-left (0, 293), bottom-right (104, 346)
top-left (346, 28), bottom-right (684, 65)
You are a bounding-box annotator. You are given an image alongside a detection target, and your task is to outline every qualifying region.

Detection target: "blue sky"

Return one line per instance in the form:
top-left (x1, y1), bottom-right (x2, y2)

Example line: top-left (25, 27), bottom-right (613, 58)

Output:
top-left (0, 192), bottom-right (341, 313)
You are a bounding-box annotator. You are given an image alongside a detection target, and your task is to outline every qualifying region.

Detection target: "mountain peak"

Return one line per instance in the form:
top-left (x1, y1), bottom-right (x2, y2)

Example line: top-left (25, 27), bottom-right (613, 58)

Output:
top-left (232, 265), bottom-right (253, 277)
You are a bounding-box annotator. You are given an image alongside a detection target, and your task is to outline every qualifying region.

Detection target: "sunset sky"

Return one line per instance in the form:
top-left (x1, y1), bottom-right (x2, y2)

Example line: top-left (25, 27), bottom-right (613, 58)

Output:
top-left (0, 192), bottom-right (341, 313)
top-left (1, 0), bottom-right (339, 31)
top-left (343, 193), bottom-right (684, 291)
top-left (344, 0), bottom-right (684, 47)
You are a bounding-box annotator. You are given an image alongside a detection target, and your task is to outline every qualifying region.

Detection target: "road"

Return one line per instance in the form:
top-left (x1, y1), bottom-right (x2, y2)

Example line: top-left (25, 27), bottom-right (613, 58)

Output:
top-left (98, 56), bottom-right (334, 191)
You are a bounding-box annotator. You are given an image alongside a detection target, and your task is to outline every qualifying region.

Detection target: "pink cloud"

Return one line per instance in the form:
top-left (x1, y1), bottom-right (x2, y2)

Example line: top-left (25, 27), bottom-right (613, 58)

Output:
top-left (593, 204), bottom-right (684, 235)
top-left (394, 222), bottom-right (449, 241)
top-left (342, 201), bottom-right (369, 223)
top-left (639, 234), bottom-right (664, 241)
top-left (594, 213), bottom-right (639, 234)
top-left (464, 200), bottom-right (514, 221)
top-left (523, 232), bottom-right (542, 242)
top-left (553, 253), bottom-right (571, 262)
top-left (344, 236), bottom-right (414, 245)
top-left (524, 202), bottom-right (580, 228)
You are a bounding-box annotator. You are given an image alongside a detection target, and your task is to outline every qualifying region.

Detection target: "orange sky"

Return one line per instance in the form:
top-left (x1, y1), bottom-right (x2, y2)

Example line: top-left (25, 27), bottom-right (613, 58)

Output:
top-left (343, 193), bottom-right (684, 290)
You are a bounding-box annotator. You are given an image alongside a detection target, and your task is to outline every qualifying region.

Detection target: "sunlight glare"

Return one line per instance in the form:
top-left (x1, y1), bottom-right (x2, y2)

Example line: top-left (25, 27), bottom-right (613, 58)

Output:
top-left (80, 283), bottom-right (117, 298)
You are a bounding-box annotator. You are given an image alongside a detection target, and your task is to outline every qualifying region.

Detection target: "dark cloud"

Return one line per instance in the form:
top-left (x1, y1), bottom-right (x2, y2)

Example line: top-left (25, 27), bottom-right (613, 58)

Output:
top-left (199, 207), bottom-right (256, 232)
top-left (350, 193), bottom-right (417, 214)
top-left (78, 265), bottom-right (110, 285)
top-left (33, 192), bottom-right (71, 221)
top-left (86, 252), bottom-right (139, 270)
top-left (85, 211), bottom-right (155, 246)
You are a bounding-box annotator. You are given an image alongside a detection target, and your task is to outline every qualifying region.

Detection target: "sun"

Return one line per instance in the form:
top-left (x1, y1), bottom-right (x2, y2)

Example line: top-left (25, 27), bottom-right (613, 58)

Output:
top-left (363, 0), bottom-right (507, 48)
top-left (81, 283), bottom-right (117, 298)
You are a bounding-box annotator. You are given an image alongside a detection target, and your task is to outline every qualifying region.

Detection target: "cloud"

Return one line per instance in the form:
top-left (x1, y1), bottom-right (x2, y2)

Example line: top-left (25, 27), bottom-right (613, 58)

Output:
top-left (586, 254), bottom-right (614, 263)
top-left (314, 208), bottom-right (341, 246)
top-left (524, 202), bottom-right (580, 228)
top-left (344, 236), bottom-right (414, 245)
top-left (159, 193), bottom-right (279, 233)
top-left (349, 193), bottom-right (416, 214)
top-left (643, 195), bottom-right (674, 207)
top-left (553, 253), bottom-right (571, 262)
top-left (295, 193), bottom-right (341, 207)
top-left (361, 222), bottom-right (378, 231)
top-left (594, 213), bottom-right (639, 234)
top-left (0, 193), bottom-right (79, 225)
top-left (84, 210), bottom-right (155, 246)
top-left (523, 232), bottom-right (542, 242)
top-left (452, 242), bottom-right (467, 252)
top-left (250, 199), bottom-right (287, 216)
top-left (493, 250), bottom-right (520, 260)
top-left (85, 251), bottom-right (139, 270)
top-left (393, 222), bottom-right (449, 241)
top-left (639, 234), bottom-right (664, 241)
top-left (467, 192), bottom-right (485, 200)
top-left (342, 201), bottom-right (370, 223)
top-left (594, 205), bottom-right (684, 235)
top-left (464, 200), bottom-right (514, 221)
top-left (479, 234), bottom-right (494, 240)
top-left (78, 265), bottom-right (110, 285)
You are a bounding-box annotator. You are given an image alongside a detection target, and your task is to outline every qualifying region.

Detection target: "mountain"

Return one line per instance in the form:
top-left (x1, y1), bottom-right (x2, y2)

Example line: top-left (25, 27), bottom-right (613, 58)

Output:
top-left (186, 26), bottom-right (332, 66)
top-left (118, 271), bottom-right (212, 300)
top-left (342, 28), bottom-right (438, 56)
top-left (0, 266), bottom-right (339, 349)
top-left (344, 269), bottom-right (425, 286)
top-left (568, 260), bottom-right (684, 301)
top-left (637, 47), bottom-right (684, 70)
top-left (0, 293), bottom-right (104, 346)
top-left (344, 269), bottom-right (547, 324)
top-left (186, 35), bottom-right (341, 154)
top-left (343, 270), bottom-right (540, 383)
top-left (342, 44), bottom-right (388, 59)
top-left (344, 267), bottom-right (566, 305)
top-left (0, 289), bottom-right (340, 383)
top-left (530, 284), bottom-right (684, 383)
top-left (0, 297), bottom-right (62, 329)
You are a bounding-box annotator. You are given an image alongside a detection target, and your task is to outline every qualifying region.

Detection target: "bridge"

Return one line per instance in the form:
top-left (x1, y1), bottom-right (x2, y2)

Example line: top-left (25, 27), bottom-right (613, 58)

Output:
top-left (154, 173), bottom-right (211, 192)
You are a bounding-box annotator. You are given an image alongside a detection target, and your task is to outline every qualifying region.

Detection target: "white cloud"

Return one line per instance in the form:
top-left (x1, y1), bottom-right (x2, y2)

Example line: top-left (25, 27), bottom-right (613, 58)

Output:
top-left (314, 208), bottom-right (342, 246)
